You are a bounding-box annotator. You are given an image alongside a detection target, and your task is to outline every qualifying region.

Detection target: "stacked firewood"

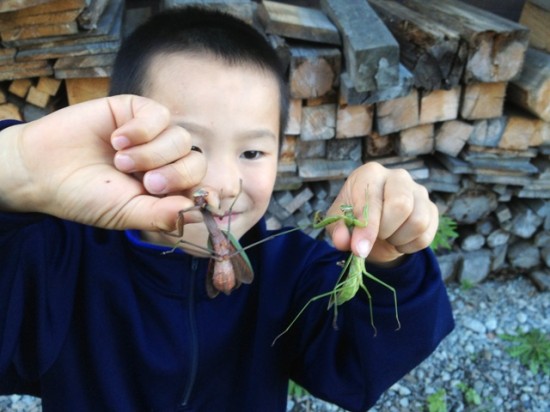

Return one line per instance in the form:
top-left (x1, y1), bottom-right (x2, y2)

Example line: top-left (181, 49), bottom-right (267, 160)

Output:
top-left (1, 0), bottom-right (550, 285)
top-left (0, 0), bottom-right (126, 120)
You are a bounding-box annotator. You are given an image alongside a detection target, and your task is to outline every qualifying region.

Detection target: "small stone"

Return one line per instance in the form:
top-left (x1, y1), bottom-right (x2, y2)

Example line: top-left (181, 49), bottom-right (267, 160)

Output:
top-left (463, 317), bottom-right (487, 334)
top-left (517, 313), bottom-right (527, 323)
top-left (508, 241), bottom-right (541, 270)
top-left (486, 317), bottom-right (498, 331)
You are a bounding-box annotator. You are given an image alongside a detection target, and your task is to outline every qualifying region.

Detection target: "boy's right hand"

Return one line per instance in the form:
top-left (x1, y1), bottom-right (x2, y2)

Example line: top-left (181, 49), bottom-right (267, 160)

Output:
top-left (0, 95), bottom-right (206, 232)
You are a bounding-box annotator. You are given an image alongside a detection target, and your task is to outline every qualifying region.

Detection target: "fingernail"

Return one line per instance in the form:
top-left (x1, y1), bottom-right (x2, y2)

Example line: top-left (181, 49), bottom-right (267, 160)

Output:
top-left (114, 154), bottom-right (135, 172)
top-left (357, 239), bottom-right (371, 259)
top-left (112, 136), bottom-right (130, 150)
top-left (145, 172), bottom-right (167, 194)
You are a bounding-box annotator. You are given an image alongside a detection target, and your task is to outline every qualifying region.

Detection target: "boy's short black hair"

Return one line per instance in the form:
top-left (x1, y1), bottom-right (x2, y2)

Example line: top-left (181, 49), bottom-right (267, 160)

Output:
top-left (110, 6), bottom-right (289, 136)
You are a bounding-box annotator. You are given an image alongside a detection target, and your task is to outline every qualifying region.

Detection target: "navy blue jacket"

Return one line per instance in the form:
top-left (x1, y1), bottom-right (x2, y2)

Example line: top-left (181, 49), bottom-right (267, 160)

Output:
top-left (0, 118), bottom-right (453, 412)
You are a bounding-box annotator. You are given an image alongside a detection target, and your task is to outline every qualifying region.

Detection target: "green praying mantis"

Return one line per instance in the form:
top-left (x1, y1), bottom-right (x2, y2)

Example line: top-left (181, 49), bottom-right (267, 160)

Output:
top-left (270, 200), bottom-right (401, 346)
top-left (165, 185), bottom-right (401, 342)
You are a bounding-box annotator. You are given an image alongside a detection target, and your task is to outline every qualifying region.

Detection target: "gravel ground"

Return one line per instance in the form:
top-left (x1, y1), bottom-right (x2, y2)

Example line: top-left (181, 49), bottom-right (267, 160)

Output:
top-left (1, 275), bottom-right (549, 412)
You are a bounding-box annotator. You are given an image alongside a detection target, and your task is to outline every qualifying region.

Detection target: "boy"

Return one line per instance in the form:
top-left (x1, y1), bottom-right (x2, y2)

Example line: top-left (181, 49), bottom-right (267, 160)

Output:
top-left (0, 6), bottom-right (454, 412)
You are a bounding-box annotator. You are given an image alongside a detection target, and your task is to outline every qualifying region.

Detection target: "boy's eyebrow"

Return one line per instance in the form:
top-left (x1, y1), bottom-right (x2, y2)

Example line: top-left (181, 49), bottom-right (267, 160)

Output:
top-left (177, 121), bottom-right (278, 141)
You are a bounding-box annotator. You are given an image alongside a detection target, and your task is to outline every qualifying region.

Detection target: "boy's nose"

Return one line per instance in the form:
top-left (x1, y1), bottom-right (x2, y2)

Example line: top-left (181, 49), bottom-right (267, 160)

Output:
top-left (204, 157), bottom-right (242, 200)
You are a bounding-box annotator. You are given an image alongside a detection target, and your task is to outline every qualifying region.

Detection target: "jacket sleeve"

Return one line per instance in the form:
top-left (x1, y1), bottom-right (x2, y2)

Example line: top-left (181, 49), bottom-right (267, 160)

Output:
top-left (0, 213), bottom-right (80, 394)
top-left (285, 241), bottom-right (454, 411)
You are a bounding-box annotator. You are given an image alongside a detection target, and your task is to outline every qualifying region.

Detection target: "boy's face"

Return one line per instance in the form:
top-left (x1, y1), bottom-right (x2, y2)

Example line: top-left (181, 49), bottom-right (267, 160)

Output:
top-left (143, 52), bottom-right (281, 252)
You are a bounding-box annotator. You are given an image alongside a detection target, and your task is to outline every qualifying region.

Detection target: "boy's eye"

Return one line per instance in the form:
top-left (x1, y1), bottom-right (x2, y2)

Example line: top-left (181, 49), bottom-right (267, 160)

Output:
top-left (241, 150), bottom-right (263, 160)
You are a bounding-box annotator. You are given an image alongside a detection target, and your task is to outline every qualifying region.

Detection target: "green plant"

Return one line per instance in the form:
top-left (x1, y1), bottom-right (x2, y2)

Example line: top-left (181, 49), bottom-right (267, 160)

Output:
top-left (460, 279), bottom-right (475, 291)
top-left (426, 389), bottom-right (447, 412)
top-left (456, 382), bottom-right (482, 406)
top-left (430, 214), bottom-right (458, 252)
top-left (499, 328), bottom-right (550, 375)
top-left (288, 380), bottom-right (309, 398)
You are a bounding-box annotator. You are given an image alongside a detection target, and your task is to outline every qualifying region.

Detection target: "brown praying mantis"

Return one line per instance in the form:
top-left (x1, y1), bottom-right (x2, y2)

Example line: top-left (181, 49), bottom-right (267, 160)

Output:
top-left (271, 198), bottom-right (401, 346)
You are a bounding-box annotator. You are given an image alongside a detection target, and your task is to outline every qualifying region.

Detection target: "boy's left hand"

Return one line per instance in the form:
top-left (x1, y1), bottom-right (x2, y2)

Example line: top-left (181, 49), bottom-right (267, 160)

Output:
top-left (325, 162), bottom-right (439, 266)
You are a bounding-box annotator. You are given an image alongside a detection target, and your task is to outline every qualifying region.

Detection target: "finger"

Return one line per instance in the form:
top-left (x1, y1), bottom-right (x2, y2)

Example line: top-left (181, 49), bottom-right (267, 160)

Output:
top-left (143, 150), bottom-right (207, 195)
top-left (113, 125), bottom-right (192, 173)
top-left (376, 169), bottom-right (417, 241)
top-left (349, 179), bottom-right (384, 258)
top-left (391, 201), bottom-right (439, 254)
top-left (108, 95), bottom-right (172, 149)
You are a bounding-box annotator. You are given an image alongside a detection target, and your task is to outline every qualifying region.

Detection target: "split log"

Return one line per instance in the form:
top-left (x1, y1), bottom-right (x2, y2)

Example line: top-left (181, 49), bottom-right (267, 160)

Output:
top-left (78, 0), bottom-right (110, 30)
top-left (368, 0), bottom-right (467, 91)
top-left (279, 135), bottom-right (297, 163)
top-left (1, 22), bottom-right (79, 43)
top-left (401, 0), bottom-right (530, 83)
top-left (460, 82), bottom-right (507, 120)
top-left (376, 89), bottom-right (419, 135)
top-left (26, 86), bottom-right (50, 108)
top-left (335, 104), bottom-right (373, 138)
top-left (394, 123), bottom-right (434, 156)
top-left (364, 131), bottom-right (393, 158)
top-left (295, 140), bottom-right (326, 159)
top-left (8, 79), bottom-right (33, 99)
top-left (289, 46), bottom-right (341, 99)
top-left (0, 103), bottom-right (22, 120)
top-left (507, 48), bottom-right (550, 122)
top-left (0, 0), bottom-right (52, 13)
top-left (65, 77), bottom-right (110, 105)
top-left (519, 0), bottom-right (550, 53)
top-left (0, 8), bottom-right (83, 30)
top-left (419, 87), bottom-right (461, 125)
top-left (339, 64), bottom-right (414, 105)
top-left (326, 138), bottom-right (362, 161)
top-left (36, 77), bottom-right (62, 97)
top-left (320, 0), bottom-right (399, 92)
top-left (0, 48), bottom-right (16, 64)
top-left (284, 99), bottom-right (302, 136)
top-left (434, 120), bottom-right (473, 157)
top-left (469, 117), bottom-right (506, 148)
top-left (259, 0), bottom-right (340, 45)
top-left (498, 108), bottom-right (538, 150)
top-left (300, 103), bottom-right (336, 141)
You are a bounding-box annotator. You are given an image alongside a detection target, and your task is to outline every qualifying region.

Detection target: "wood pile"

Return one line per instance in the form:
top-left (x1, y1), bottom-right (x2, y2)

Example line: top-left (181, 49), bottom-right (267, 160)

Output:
top-left (0, 0), bottom-right (126, 120)
top-left (1, 0), bottom-right (550, 283)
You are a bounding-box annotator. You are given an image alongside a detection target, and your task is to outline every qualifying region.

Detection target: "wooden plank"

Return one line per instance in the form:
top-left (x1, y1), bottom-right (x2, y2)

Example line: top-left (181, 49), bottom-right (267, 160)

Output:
top-left (0, 0), bottom-right (52, 13)
top-left (0, 9), bottom-right (83, 29)
top-left (65, 77), bottom-right (110, 105)
top-left (320, 0), bottom-right (399, 92)
top-left (0, 60), bottom-right (53, 81)
top-left (401, 0), bottom-right (530, 83)
top-left (289, 46), bottom-right (340, 99)
top-left (336, 104), bottom-right (373, 138)
top-left (1, 22), bottom-right (79, 43)
top-left (297, 158), bottom-right (361, 181)
top-left (507, 48), bottom-right (550, 122)
top-left (461, 82), bottom-right (507, 120)
top-left (368, 0), bottom-right (467, 91)
top-left (0, 0), bottom-right (86, 18)
top-left (0, 48), bottom-right (16, 64)
top-left (519, 0), bottom-right (550, 53)
top-left (259, 1), bottom-right (340, 45)
top-left (419, 86), bottom-right (461, 124)
top-left (376, 89), bottom-right (419, 135)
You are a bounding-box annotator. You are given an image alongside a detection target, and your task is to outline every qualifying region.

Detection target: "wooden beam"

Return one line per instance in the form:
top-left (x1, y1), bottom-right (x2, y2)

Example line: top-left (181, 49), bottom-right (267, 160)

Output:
top-left (320, 0), bottom-right (399, 92)
top-left (336, 104), bottom-right (373, 138)
top-left (419, 87), bottom-right (461, 124)
top-left (259, 1), bottom-right (340, 45)
top-left (401, 0), bottom-right (530, 83)
top-left (461, 82), bottom-right (507, 120)
top-left (65, 77), bottom-right (110, 105)
top-left (300, 104), bottom-right (336, 141)
top-left (376, 89), bottom-right (419, 135)
top-left (289, 46), bottom-right (340, 99)
top-left (507, 48), bottom-right (550, 122)
top-left (520, 0), bottom-right (550, 53)
top-left (369, 0), bottom-right (467, 91)
top-left (395, 123), bottom-right (434, 156)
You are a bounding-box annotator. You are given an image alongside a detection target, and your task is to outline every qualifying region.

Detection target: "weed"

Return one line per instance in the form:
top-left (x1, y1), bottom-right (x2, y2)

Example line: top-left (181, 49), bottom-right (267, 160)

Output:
top-left (456, 382), bottom-right (482, 406)
top-left (430, 215), bottom-right (459, 253)
top-left (426, 388), bottom-right (447, 412)
top-left (499, 328), bottom-right (550, 375)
